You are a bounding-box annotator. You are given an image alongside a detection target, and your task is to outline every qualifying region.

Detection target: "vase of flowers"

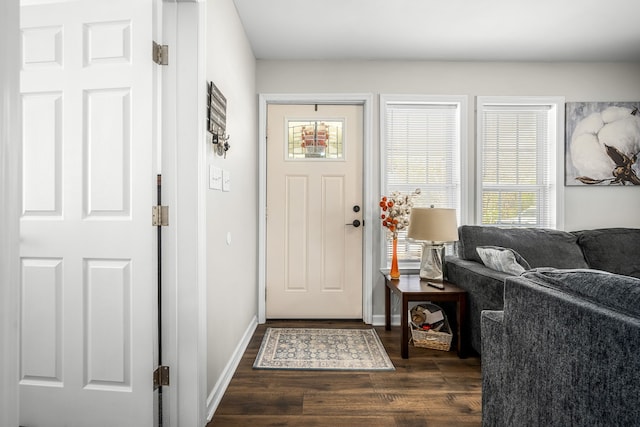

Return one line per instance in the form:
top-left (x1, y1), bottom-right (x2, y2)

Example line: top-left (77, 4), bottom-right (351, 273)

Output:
top-left (379, 189), bottom-right (421, 279)
top-left (389, 237), bottom-right (400, 279)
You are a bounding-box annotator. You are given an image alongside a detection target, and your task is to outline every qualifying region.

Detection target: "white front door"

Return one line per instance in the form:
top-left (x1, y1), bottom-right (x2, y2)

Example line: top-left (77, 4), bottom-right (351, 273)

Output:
top-left (266, 104), bottom-right (363, 318)
top-left (20, 0), bottom-right (156, 425)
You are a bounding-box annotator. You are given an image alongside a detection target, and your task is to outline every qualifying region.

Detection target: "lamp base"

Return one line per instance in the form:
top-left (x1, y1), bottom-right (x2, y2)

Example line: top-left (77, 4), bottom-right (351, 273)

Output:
top-left (419, 243), bottom-right (445, 281)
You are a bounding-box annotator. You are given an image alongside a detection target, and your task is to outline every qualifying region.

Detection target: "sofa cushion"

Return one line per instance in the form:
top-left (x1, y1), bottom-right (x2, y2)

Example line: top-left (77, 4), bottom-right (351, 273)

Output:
top-left (501, 270), bottom-right (640, 426)
top-left (521, 268), bottom-right (640, 318)
top-left (445, 257), bottom-right (509, 355)
top-left (573, 228), bottom-right (640, 278)
top-left (459, 225), bottom-right (588, 269)
top-left (476, 246), bottom-right (531, 275)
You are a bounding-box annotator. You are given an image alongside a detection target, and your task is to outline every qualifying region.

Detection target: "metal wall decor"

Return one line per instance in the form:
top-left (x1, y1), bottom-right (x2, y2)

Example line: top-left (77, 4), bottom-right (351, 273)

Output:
top-left (207, 81), bottom-right (230, 157)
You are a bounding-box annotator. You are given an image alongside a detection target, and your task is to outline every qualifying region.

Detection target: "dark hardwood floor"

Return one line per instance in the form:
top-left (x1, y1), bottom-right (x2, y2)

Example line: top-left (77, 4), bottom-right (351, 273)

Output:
top-left (208, 320), bottom-right (482, 427)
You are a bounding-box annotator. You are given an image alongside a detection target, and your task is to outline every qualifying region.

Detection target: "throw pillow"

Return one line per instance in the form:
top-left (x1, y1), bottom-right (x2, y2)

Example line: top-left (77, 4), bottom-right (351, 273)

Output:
top-left (476, 246), bottom-right (531, 275)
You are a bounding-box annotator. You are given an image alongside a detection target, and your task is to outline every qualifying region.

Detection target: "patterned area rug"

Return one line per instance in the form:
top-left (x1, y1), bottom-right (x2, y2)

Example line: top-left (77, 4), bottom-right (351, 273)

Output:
top-left (253, 327), bottom-right (395, 371)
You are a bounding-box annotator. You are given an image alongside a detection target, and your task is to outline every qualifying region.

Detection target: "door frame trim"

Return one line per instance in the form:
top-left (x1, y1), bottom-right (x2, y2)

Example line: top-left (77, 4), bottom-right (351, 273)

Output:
top-left (258, 93), bottom-right (374, 324)
top-left (0, 0), bottom-right (20, 423)
top-left (162, 1), bottom-right (208, 426)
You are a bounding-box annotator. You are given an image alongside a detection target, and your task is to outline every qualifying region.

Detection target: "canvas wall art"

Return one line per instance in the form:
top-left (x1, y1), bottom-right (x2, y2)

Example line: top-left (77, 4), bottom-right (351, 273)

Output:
top-left (565, 102), bottom-right (640, 186)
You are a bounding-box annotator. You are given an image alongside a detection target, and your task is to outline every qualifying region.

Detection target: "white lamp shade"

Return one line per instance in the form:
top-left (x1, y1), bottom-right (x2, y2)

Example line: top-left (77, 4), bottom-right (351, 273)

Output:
top-left (407, 208), bottom-right (458, 243)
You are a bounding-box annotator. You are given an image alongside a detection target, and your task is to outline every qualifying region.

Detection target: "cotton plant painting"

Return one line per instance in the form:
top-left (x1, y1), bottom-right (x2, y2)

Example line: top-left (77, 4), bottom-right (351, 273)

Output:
top-left (566, 102), bottom-right (640, 186)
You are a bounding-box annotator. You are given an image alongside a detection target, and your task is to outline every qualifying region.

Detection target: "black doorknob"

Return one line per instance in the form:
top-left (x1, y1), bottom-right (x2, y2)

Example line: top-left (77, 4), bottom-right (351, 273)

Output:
top-left (345, 219), bottom-right (361, 227)
top-left (353, 205), bottom-right (360, 213)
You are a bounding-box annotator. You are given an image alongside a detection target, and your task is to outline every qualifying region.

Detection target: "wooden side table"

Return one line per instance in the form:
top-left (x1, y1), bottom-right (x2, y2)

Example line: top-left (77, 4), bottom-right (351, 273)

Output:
top-left (384, 273), bottom-right (467, 359)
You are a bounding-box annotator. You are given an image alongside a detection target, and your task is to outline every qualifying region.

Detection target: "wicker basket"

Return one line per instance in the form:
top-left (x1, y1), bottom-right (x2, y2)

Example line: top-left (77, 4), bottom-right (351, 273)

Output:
top-left (409, 303), bottom-right (453, 351)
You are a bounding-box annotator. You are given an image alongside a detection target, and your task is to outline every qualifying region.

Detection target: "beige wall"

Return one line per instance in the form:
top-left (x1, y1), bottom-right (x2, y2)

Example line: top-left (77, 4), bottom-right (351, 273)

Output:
top-left (256, 59), bottom-right (640, 318)
top-left (256, 60), bottom-right (640, 231)
top-left (205, 0), bottom-right (258, 398)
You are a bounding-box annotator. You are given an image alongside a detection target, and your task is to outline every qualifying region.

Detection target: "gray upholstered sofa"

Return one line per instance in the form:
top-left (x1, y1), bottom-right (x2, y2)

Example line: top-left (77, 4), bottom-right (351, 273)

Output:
top-left (482, 269), bottom-right (640, 426)
top-left (444, 226), bottom-right (640, 355)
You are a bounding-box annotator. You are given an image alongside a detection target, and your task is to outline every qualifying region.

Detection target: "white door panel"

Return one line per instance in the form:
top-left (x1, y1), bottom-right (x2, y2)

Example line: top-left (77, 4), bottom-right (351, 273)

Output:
top-left (20, 0), bottom-right (156, 425)
top-left (266, 104), bottom-right (363, 319)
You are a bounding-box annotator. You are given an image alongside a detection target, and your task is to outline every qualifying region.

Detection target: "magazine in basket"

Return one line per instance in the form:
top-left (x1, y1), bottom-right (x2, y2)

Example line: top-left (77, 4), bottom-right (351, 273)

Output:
top-left (409, 303), bottom-right (452, 351)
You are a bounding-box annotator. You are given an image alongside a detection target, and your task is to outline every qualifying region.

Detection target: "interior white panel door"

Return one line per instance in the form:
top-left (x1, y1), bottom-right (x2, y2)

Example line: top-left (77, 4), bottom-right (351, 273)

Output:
top-left (266, 104), bottom-right (363, 318)
top-left (20, 0), bottom-right (156, 425)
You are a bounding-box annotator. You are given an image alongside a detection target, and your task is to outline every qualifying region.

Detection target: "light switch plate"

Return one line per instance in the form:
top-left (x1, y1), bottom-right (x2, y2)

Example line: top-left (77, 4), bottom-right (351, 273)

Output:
top-left (209, 165), bottom-right (222, 190)
top-left (222, 169), bottom-right (231, 192)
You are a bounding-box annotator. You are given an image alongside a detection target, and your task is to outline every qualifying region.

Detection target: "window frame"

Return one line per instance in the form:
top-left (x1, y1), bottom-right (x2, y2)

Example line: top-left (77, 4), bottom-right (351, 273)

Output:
top-left (380, 94), bottom-right (468, 269)
top-left (476, 96), bottom-right (565, 230)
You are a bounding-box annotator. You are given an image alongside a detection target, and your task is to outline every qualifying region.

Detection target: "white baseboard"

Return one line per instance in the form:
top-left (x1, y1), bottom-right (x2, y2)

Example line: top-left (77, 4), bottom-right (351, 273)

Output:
top-left (206, 315), bottom-right (258, 422)
top-left (371, 314), bottom-right (401, 327)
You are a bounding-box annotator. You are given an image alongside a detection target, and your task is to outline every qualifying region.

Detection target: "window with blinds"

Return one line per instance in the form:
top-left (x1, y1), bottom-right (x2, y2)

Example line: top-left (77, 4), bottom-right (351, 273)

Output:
top-left (477, 97), bottom-right (562, 229)
top-left (381, 95), bottom-right (465, 266)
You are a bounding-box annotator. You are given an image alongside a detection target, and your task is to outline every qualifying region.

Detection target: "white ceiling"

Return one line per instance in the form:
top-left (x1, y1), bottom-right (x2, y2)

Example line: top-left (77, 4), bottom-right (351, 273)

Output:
top-left (232, 0), bottom-right (640, 62)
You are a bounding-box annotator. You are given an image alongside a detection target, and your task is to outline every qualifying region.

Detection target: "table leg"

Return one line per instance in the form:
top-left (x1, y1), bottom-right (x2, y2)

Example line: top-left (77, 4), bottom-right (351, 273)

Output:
top-left (401, 296), bottom-right (409, 359)
top-left (457, 295), bottom-right (468, 358)
top-left (385, 281), bottom-right (391, 331)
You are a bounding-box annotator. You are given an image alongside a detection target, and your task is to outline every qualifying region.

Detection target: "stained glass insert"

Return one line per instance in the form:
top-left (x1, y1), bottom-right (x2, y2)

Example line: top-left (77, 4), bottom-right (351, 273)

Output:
top-left (287, 120), bottom-right (344, 159)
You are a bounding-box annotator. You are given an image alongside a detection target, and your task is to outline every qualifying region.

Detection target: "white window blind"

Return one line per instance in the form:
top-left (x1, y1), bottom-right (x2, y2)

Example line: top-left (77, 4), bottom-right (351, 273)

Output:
top-left (381, 96), bottom-right (463, 265)
top-left (477, 98), bottom-right (560, 228)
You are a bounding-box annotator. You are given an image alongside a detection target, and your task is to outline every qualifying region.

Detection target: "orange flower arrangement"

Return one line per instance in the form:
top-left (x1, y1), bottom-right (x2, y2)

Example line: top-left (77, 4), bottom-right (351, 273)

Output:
top-left (379, 189), bottom-right (421, 239)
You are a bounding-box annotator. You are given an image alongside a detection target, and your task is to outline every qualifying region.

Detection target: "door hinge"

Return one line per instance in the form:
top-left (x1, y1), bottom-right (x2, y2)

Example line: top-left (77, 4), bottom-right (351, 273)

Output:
top-left (152, 41), bottom-right (168, 65)
top-left (152, 205), bottom-right (169, 226)
top-left (153, 365), bottom-right (170, 389)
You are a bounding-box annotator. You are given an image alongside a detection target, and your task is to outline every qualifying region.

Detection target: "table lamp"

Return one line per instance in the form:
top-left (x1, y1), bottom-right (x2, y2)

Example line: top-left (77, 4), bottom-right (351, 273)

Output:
top-left (407, 207), bottom-right (458, 280)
